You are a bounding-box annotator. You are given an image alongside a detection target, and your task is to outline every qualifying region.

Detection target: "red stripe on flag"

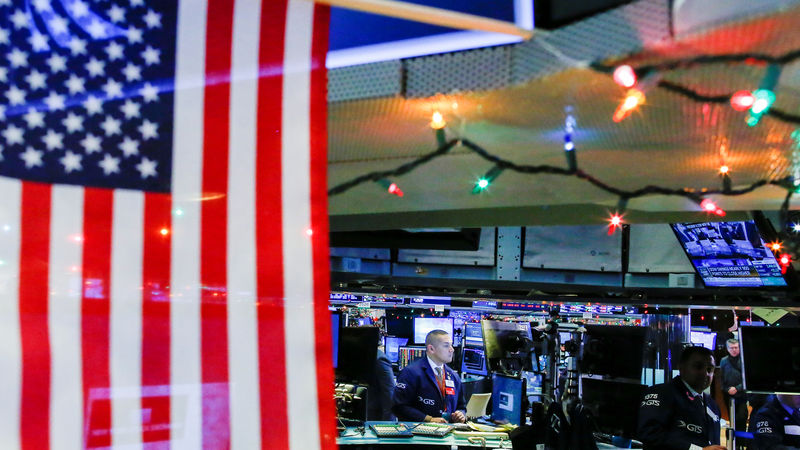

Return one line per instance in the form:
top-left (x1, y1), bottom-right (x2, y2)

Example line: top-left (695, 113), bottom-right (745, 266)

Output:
top-left (201, 0), bottom-right (234, 447)
top-left (19, 181), bottom-right (52, 450)
top-left (81, 188), bottom-right (114, 448)
top-left (142, 193), bottom-right (172, 447)
top-left (256, 1), bottom-right (289, 447)
top-left (308, 5), bottom-right (336, 449)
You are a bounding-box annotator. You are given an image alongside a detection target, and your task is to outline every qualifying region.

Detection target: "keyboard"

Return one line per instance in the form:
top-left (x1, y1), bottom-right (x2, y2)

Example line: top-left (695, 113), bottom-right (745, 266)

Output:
top-left (411, 423), bottom-right (452, 437)
top-left (370, 423), bottom-right (413, 438)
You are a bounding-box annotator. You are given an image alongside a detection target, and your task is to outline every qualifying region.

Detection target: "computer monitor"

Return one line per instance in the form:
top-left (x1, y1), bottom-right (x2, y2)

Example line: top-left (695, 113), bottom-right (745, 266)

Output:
top-left (464, 322), bottom-right (484, 347)
top-left (740, 326), bottom-right (800, 394)
top-left (331, 312), bottom-right (340, 368)
top-left (580, 378), bottom-right (646, 438)
top-left (689, 330), bottom-right (716, 351)
top-left (671, 220), bottom-right (788, 288)
top-left (398, 346), bottom-right (426, 370)
top-left (461, 347), bottom-right (488, 376)
top-left (383, 336), bottom-right (409, 363)
top-left (336, 327), bottom-right (379, 384)
top-left (413, 317), bottom-right (454, 344)
top-left (580, 325), bottom-right (646, 380)
top-left (482, 320), bottom-right (532, 359)
top-left (354, 317), bottom-right (373, 327)
top-left (491, 374), bottom-right (526, 426)
top-left (482, 320), bottom-right (533, 374)
top-left (386, 316), bottom-right (413, 338)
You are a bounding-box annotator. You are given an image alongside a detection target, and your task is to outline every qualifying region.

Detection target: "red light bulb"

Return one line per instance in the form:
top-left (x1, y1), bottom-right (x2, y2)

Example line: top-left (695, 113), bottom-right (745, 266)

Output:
top-left (387, 183), bottom-right (404, 197)
top-left (730, 90), bottom-right (755, 111)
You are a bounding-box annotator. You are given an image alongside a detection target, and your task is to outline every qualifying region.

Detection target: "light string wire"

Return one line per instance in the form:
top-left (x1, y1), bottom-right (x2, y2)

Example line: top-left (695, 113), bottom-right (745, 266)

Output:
top-left (328, 50), bottom-right (800, 257)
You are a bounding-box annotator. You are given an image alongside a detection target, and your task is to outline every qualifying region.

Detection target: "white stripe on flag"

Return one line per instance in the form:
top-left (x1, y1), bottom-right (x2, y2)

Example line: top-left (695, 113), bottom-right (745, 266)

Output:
top-left (110, 190), bottom-right (144, 448)
top-left (0, 178), bottom-right (22, 450)
top-left (171, 0), bottom-right (208, 447)
top-left (282, 1), bottom-right (320, 449)
top-left (228, 0), bottom-right (262, 448)
top-left (49, 185), bottom-right (84, 450)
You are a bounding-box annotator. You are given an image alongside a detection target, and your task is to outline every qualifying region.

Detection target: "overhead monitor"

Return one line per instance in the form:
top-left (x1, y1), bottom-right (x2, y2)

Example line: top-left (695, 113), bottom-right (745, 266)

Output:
top-left (491, 374), bottom-right (526, 426)
top-left (671, 221), bottom-right (788, 288)
top-left (740, 326), bottom-right (800, 394)
top-left (413, 317), bottom-right (454, 345)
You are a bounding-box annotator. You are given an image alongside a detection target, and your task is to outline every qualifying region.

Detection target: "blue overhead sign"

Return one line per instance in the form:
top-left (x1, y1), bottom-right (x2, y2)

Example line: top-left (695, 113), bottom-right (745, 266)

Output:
top-left (327, 0), bottom-right (531, 68)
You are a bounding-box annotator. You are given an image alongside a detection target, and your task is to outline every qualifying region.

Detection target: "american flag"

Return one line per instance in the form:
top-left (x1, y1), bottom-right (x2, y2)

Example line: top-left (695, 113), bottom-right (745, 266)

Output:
top-left (0, 0), bottom-right (335, 449)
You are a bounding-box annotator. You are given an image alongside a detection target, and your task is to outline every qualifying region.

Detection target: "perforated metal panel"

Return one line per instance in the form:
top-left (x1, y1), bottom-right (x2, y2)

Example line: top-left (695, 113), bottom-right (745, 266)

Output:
top-left (328, 60), bottom-right (403, 102)
top-left (404, 45), bottom-right (513, 98)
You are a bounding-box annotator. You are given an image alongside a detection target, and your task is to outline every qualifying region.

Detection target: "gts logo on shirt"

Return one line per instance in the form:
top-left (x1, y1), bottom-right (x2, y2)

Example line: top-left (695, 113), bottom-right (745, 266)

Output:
top-left (677, 420), bottom-right (703, 434)
top-left (418, 396), bottom-right (435, 405)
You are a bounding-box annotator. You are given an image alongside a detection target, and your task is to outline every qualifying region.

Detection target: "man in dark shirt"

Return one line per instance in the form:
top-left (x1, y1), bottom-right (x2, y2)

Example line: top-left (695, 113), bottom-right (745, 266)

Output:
top-left (720, 338), bottom-right (748, 432)
top-left (751, 394), bottom-right (800, 450)
top-left (392, 330), bottom-right (466, 423)
top-left (637, 346), bottom-right (725, 450)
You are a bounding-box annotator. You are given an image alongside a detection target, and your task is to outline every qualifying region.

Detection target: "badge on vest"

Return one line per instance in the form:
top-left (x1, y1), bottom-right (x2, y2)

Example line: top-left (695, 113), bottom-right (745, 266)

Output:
top-left (445, 387), bottom-right (455, 396)
top-left (706, 406), bottom-right (719, 422)
top-left (445, 379), bottom-right (454, 388)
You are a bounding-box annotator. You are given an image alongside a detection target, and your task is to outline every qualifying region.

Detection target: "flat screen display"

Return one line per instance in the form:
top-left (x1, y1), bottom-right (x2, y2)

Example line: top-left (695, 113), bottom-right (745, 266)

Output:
top-left (383, 336), bottom-right (409, 363)
top-left (491, 374), bottom-right (525, 426)
top-left (689, 331), bottom-right (716, 351)
top-left (413, 317), bottom-right (454, 344)
top-left (331, 312), bottom-right (340, 368)
top-left (464, 322), bottom-right (484, 347)
top-left (741, 326), bottom-right (800, 394)
top-left (671, 221), bottom-right (787, 287)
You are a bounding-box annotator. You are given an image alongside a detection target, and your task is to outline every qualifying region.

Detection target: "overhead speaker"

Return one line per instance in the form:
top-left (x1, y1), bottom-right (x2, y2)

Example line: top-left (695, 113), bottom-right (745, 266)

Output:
top-left (533, 0), bottom-right (635, 29)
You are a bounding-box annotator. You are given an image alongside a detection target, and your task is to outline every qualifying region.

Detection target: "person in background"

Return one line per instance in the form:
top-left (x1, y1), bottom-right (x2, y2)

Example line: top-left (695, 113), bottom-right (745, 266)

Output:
top-left (720, 338), bottom-right (748, 432)
top-left (392, 330), bottom-right (466, 423)
top-left (750, 394), bottom-right (800, 450)
top-left (366, 334), bottom-right (396, 421)
top-left (637, 346), bottom-right (725, 450)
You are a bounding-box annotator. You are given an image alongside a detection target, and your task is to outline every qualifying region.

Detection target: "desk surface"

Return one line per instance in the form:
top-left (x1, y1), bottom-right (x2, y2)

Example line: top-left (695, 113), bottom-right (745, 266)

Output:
top-left (337, 423), bottom-right (633, 449)
top-left (337, 422), bottom-right (512, 448)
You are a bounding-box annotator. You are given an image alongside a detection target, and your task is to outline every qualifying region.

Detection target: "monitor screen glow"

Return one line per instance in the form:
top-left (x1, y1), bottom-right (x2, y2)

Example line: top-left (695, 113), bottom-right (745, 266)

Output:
top-left (671, 221), bottom-right (787, 287)
top-left (413, 317), bottom-right (454, 344)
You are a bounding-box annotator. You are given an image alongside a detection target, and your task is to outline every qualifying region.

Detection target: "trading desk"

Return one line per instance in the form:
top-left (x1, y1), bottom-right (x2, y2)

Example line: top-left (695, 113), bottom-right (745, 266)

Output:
top-left (337, 422), bottom-right (511, 449)
top-left (337, 422), bottom-right (634, 449)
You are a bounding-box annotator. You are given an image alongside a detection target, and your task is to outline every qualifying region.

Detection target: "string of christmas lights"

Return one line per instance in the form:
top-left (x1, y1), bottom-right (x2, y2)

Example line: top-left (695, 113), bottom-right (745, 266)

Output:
top-left (328, 49), bottom-right (800, 262)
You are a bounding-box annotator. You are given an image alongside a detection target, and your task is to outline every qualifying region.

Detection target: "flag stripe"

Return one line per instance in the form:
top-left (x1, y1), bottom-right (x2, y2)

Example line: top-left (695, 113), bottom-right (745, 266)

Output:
top-left (19, 181), bottom-right (52, 450)
top-left (170, 0), bottom-right (207, 447)
top-left (256, 0), bottom-right (289, 447)
top-left (0, 178), bottom-right (22, 450)
top-left (201, 0), bottom-right (235, 447)
top-left (110, 190), bottom-right (144, 448)
top-left (282, 1), bottom-right (320, 449)
top-left (309, 5), bottom-right (337, 448)
top-left (81, 188), bottom-right (113, 449)
top-left (142, 193), bottom-right (172, 447)
top-left (228, 0), bottom-right (263, 447)
top-left (49, 185), bottom-right (84, 450)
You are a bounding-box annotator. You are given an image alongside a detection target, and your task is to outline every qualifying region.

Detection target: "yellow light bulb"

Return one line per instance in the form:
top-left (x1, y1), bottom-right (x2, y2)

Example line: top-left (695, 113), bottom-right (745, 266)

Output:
top-left (430, 111), bottom-right (446, 130)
